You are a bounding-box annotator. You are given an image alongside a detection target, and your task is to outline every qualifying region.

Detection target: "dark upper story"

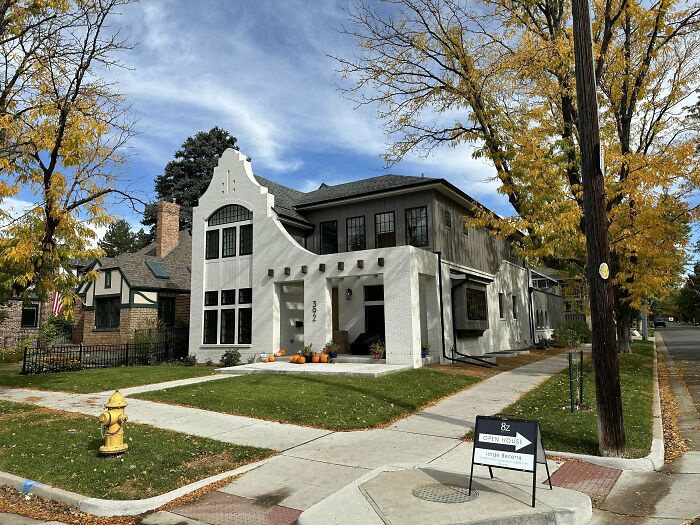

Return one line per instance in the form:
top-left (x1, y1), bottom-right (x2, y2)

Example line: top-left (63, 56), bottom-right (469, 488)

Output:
top-left (248, 174), bottom-right (521, 275)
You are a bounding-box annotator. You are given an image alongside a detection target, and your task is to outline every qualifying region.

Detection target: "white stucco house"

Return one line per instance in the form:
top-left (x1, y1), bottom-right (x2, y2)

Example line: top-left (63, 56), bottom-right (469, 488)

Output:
top-left (189, 149), bottom-right (563, 367)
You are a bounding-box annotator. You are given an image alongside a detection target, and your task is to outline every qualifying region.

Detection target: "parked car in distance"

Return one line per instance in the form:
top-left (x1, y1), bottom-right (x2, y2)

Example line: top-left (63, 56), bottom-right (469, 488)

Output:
top-left (654, 318), bottom-right (667, 328)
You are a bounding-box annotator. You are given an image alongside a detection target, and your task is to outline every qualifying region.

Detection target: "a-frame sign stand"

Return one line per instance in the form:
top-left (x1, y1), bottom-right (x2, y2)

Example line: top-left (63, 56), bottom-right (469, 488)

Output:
top-left (468, 415), bottom-right (552, 507)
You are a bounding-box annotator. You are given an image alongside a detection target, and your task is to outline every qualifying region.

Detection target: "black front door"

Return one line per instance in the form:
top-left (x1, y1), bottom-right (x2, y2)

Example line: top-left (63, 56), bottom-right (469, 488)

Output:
top-left (365, 305), bottom-right (385, 340)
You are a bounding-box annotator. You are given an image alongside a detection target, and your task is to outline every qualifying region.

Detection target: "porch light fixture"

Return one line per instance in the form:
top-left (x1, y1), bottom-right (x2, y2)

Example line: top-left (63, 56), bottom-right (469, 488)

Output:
top-left (346, 288), bottom-right (353, 300)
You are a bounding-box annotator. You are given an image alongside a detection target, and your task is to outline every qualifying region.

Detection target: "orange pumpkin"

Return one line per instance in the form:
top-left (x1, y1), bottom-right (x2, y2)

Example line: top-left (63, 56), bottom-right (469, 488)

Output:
top-left (262, 357), bottom-right (269, 362)
top-left (298, 356), bottom-right (306, 364)
top-left (290, 355), bottom-right (298, 364)
top-left (320, 353), bottom-right (329, 363)
top-left (312, 354), bottom-right (320, 363)
top-left (279, 349), bottom-right (286, 356)
top-left (268, 355), bottom-right (276, 362)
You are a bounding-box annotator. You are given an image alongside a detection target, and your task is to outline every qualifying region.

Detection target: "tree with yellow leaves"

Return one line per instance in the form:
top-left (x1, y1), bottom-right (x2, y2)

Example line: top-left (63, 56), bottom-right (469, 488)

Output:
top-left (335, 0), bottom-right (698, 350)
top-left (335, 0), bottom-right (699, 456)
top-left (0, 0), bottom-right (137, 304)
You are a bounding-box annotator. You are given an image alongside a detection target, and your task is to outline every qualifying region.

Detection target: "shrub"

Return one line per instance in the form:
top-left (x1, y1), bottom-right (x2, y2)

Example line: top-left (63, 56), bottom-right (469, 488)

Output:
top-left (220, 349), bottom-right (242, 367)
top-left (551, 327), bottom-right (579, 347)
top-left (181, 354), bottom-right (197, 366)
top-left (560, 320), bottom-right (592, 344)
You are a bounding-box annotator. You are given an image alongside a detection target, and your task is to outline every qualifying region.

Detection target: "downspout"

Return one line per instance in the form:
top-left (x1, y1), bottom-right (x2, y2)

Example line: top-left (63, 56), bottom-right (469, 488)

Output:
top-left (527, 266), bottom-right (535, 344)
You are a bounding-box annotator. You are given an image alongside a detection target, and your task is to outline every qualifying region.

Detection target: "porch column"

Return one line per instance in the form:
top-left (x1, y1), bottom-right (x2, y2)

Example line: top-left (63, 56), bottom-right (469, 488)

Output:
top-left (303, 277), bottom-right (332, 353)
top-left (423, 274), bottom-right (442, 358)
top-left (384, 255), bottom-right (421, 367)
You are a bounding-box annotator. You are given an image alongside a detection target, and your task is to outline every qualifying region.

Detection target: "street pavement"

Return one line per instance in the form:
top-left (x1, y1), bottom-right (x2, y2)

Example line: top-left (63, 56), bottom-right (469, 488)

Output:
top-left (656, 324), bottom-right (700, 422)
top-left (592, 325), bottom-right (700, 525)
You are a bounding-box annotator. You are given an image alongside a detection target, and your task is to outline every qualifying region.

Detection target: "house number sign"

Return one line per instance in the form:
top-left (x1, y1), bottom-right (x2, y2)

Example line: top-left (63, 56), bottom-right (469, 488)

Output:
top-left (312, 301), bottom-right (317, 322)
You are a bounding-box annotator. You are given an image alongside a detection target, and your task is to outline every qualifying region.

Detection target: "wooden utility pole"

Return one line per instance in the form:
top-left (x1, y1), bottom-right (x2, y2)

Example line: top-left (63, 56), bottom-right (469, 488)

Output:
top-left (571, 0), bottom-right (626, 456)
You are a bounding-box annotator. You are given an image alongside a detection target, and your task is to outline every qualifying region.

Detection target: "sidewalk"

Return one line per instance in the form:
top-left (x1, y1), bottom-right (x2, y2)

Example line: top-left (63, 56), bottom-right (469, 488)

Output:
top-left (0, 351), bottom-right (587, 524)
top-left (590, 332), bottom-right (700, 525)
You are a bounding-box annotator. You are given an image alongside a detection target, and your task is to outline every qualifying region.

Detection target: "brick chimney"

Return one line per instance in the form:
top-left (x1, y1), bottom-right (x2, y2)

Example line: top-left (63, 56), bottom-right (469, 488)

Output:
top-left (156, 200), bottom-right (180, 257)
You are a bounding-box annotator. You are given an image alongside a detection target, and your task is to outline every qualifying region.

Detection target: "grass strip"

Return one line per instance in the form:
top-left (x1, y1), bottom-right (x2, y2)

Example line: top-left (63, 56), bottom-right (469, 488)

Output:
top-left (504, 340), bottom-right (655, 458)
top-left (0, 363), bottom-right (217, 393)
top-left (135, 368), bottom-right (480, 430)
top-left (0, 401), bottom-right (273, 500)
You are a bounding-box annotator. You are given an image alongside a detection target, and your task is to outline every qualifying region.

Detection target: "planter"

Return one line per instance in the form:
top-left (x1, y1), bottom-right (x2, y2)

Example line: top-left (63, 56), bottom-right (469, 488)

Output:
top-left (329, 351), bottom-right (338, 359)
top-left (421, 350), bottom-right (429, 359)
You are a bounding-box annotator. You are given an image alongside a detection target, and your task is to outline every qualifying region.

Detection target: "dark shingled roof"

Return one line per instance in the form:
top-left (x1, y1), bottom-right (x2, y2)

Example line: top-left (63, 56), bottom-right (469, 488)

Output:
top-left (295, 174), bottom-right (433, 206)
top-left (99, 230), bottom-right (191, 291)
top-left (254, 175), bottom-right (310, 225)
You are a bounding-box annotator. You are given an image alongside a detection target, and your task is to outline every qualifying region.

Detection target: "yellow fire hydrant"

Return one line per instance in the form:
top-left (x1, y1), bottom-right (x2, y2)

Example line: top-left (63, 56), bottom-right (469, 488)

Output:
top-left (98, 391), bottom-right (128, 455)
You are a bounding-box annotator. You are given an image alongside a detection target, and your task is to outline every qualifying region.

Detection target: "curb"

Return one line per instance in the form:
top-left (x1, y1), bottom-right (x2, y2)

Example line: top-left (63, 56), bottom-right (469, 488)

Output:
top-left (0, 457), bottom-right (271, 517)
top-left (547, 340), bottom-right (664, 472)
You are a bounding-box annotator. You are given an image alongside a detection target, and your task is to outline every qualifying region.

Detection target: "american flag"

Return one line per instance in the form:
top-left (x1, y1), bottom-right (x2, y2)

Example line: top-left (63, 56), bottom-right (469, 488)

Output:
top-left (51, 291), bottom-right (64, 317)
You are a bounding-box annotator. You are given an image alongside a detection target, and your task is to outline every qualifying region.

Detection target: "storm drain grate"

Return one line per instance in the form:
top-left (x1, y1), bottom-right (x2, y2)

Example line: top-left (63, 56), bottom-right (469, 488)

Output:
top-left (412, 484), bottom-right (479, 504)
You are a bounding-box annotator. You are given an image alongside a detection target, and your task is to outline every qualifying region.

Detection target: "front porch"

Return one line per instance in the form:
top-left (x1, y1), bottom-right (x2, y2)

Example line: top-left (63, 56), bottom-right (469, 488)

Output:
top-left (216, 354), bottom-right (440, 378)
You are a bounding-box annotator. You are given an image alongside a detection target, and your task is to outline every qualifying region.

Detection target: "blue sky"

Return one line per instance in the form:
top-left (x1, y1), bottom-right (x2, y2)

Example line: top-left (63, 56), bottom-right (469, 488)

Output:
top-left (69, 0), bottom-right (505, 230)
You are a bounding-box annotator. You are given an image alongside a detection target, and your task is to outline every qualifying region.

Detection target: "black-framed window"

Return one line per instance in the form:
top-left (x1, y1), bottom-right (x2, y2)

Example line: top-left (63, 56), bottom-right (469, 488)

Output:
top-left (104, 270), bottom-right (112, 289)
top-left (375, 212), bottom-right (395, 248)
top-left (95, 297), bottom-right (120, 329)
top-left (220, 309), bottom-right (236, 344)
top-left (205, 230), bottom-right (219, 260)
top-left (222, 227), bottom-right (236, 257)
top-left (158, 296), bottom-right (176, 327)
top-left (221, 289), bottom-right (236, 305)
top-left (238, 288), bottom-right (252, 304)
top-left (320, 220), bottom-right (337, 254)
top-left (20, 305), bottom-right (39, 328)
top-left (239, 224), bottom-right (253, 255)
top-left (204, 291), bottom-right (218, 306)
top-left (364, 285), bottom-right (384, 302)
top-left (208, 204), bottom-right (252, 226)
top-left (498, 293), bottom-right (505, 319)
top-left (406, 206), bottom-right (428, 247)
top-left (465, 287), bottom-right (488, 321)
top-left (444, 209), bottom-right (452, 228)
top-left (346, 216), bottom-right (366, 251)
top-left (203, 310), bottom-right (218, 344)
top-left (512, 295), bottom-right (517, 319)
top-left (238, 308), bottom-right (252, 344)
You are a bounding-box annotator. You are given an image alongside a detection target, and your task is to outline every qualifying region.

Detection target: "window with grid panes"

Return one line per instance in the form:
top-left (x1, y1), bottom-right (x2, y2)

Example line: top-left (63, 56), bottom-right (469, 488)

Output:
top-left (405, 206), bottom-right (428, 246)
top-left (207, 205), bottom-right (252, 226)
top-left (320, 220), bottom-right (337, 254)
top-left (222, 227), bottom-right (236, 257)
top-left (346, 216), bottom-right (366, 251)
top-left (375, 212), bottom-right (395, 248)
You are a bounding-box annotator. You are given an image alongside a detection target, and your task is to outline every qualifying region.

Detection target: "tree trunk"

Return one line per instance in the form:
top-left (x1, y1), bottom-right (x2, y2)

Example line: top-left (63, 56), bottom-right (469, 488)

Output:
top-left (614, 296), bottom-right (632, 353)
top-left (571, 0), bottom-right (626, 457)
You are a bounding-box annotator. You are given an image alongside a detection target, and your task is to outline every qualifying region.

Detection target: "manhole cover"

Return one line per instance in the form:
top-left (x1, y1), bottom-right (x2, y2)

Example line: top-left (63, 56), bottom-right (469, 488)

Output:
top-left (412, 484), bottom-right (478, 504)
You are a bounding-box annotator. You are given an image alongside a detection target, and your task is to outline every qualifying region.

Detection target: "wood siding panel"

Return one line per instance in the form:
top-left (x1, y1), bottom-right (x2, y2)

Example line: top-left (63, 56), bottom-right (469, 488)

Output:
top-left (433, 193), bottom-right (519, 273)
top-left (302, 191), bottom-right (437, 254)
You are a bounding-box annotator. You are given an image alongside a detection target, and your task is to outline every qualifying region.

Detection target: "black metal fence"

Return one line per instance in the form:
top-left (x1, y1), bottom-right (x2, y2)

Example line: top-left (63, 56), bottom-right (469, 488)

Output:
top-left (21, 337), bottom-right (189, 375)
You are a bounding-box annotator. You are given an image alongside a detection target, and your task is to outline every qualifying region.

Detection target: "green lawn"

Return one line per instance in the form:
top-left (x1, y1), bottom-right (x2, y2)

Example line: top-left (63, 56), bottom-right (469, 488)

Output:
top-left (0, 401), bottom-right (273, 499)
top-left (0, 363), bottom-right (217, 393)
top-left (135, 369), bottom-right (480, 430)
top-left (504, 340), bottom-right (655, 458)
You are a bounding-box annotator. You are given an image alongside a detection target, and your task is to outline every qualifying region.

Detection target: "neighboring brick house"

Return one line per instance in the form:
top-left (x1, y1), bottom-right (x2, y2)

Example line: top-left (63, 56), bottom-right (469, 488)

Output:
top-left (0, 299), bottom-right (52, 349)
top-left (76, 201), bottom-right (191, 345)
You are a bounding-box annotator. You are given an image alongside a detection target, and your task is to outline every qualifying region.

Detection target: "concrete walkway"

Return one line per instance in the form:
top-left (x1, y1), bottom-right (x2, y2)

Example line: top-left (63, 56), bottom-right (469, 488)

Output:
top-left (0, 351), bottom-right (575, 523)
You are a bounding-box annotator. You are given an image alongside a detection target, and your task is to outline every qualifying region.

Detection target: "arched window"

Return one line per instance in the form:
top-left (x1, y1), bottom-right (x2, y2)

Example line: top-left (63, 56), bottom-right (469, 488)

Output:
top-left (205, 205), bottom-right (253, 260)
top-left (208, 205), bottom-right (252, 226)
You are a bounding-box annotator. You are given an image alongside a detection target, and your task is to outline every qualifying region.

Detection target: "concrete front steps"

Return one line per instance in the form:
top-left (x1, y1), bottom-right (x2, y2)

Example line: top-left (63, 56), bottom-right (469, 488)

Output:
top-left (215, 354), bottom-right (440, 378)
